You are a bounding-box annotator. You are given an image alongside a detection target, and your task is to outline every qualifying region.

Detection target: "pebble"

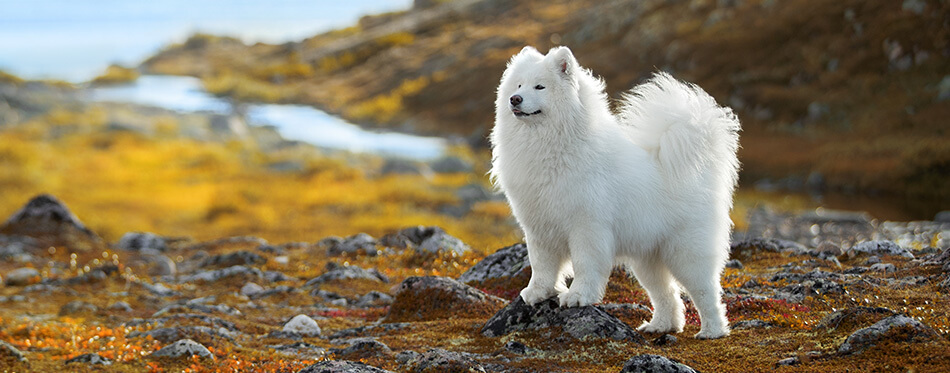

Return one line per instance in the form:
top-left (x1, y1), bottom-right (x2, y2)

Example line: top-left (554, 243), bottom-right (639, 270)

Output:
top-left (5, 267), bottom-right (40, 286)
top-left (282, 314), bottom-right (322, 337)
top-left (150, 338), bottom-right (214, 360)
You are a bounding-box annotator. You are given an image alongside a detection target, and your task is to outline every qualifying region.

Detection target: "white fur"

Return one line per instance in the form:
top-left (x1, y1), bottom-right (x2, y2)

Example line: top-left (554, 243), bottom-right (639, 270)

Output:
top-left (490, 46), bottom-right (740, 339)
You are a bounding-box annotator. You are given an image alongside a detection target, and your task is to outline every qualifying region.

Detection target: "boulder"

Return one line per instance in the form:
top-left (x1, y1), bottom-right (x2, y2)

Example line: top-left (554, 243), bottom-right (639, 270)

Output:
top-left (458, 243), bottom-right (529, 284)
top-left (620, 354), bottom-right (698, 373)
top-left (838, 314), bottom-right (943, 354)
top-left (296, 360), bottom-right (394, 373)
top-left (385, 276), bottom-right (506, 322)
top-left (283, 314), bottom-right (322, 337)
top-left (0, 194), bottom-right (104, 251)
top-left (150, 338), bottom-right (214, 360)
top-left (481, 297), bottom-right (646, 343)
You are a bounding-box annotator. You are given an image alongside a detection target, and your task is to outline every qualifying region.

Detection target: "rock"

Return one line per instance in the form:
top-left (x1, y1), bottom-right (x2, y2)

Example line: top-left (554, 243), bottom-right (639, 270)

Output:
top-left (396, 350), bottom-right (422, 364)
top-left (296, 360), bottom-right (395, 373)
top-left (730, 237), bottom-right (807, 259)
top-left (130, 326), bottom-right (238, 343)
top-left (503, 340), bottom-right (529, 354)
top-left (619, 354), bottom-right (698, 373)
top-left (407, 348), bottom-right (486, 373)
top-left (731, 319), bottom-right (775, 330)
top-left (481, 297), bottom-right (646, 343)
top-left (65, 353), bottom-right (113, 366)
top-left (268, 342), bottom-right (326, 358)
top-left (150, 338), bottom-right (214, 360)
top-left (305, 262), bottom-right (389, 286)
top-left (0, 194), bottom-right (104, 251)
top-left (59, 300), bottom-right (98, 316)
top-left (776, 357), bottom-right (799, 367)
top-left (116, 232), bottom-right (166, 251)
top-left (283, 314), bottom-right (322, 337)
top-left (200, 250), bottom-right (267, 268)
top-left (458, 243), bottom-right (529, 284)
top-left (935, 210), bottom-right (950, 223)
top-left (869, 263), bottom-right (897, 273)
top-left (152, 302), bottom-right (241, 316)
top-left (108, 301), bottom-right (133, 312)
top-left (429, 156), bottom-right (473, 173)
top-left (178, 265), bottom-right (264, 283)
top-left (327, 233), bottom-right (378, 256)
top-left (838, 314), bottom-right (943, 354)
top-left (128, 251), bottom-right (177, 276)
top-left (385, 276), bottom-right (506, 322)
top-left (5, 267), bottom-right (40, 286)
top-left (380, 226), bottom-right (471, 256)
top-left (330, 338), bottom-right (393, 360)
top-left (355, 291), bottom-right (394, 307)
top-left (328, 323), bottom-right (410, 340)
top-left (652, 334), bottom-right (678, 346)
top-left (136, 281), bottom-right (179, 297)
top-left (848, 240), bottom-right (914, 259)
top-left (724, 259), bottom-right (744, 269)
top-left (241, 282), bottom-right (265, 297)
top-left (0, 339), bottom-right (27, 362)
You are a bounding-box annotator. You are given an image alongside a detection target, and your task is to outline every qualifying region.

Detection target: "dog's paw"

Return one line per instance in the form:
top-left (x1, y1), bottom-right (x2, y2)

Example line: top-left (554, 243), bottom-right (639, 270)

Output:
top-left (557, 289), bottom-right (598, 308)
top-left (519, 286), bottom-right (557, 306)
top-left (694, 328), bottom-right (730, 340)
top-left (637, 320), bottom-right (681, 334)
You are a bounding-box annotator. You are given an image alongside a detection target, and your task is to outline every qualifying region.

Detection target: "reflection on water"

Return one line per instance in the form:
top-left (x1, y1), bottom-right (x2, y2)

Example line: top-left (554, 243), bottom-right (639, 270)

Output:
top-left (87, 75), bottom-right (447, 160)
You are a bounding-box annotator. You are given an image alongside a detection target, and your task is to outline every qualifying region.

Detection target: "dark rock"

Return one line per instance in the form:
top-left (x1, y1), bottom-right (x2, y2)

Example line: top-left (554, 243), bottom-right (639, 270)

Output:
top-left (503, 340), bottom-right (529, 354)
top-left (129, 326), bottom-right (238, 343)
top-left (848, 240), bottom-right (914, 259)
top-left (59, 300), bottom-right (98, 316)
top-left (116, 232), bottom-right (166, 251)
top-left (481, 297), bottom-right (646, 343)
top-left (264, 270), bottom-right (292, 283)
top-left (407, 348), bottom-right (486, 373)
top-left (380, 226), bottom-right (470, 255)
top-left (200, 250), bottom-right (267, 268)
top-left (283, 314), bottom-right (322, 337)
top-left (65, 353), bottom-right (113, 366)
top-left (0, 339), bottom-right (27, 362)
top-left (396, 350), bottom-right (422, 364)
top-left (725, 259), bottom-right (744, 269)
top-left (838, 314), bottom-right (943, 354)
top-left (730, 237), bottom-right (807, 259)
top-left (305, 262), bottom-right (389, 286)
top-left (620, 354), bottom-right (698, 373)
top-left (296, 360), bottom-right (394, 373)
top-left (869, 263), bottom-right (897, 273)
top-left (355, 291), bottom-right (394, 307)
top-left (330, 338), bottom-right (393, 360)
top-left (0, 194), bottom-right (104, 251)
top-left (652, 334), bottom-right (678, 346)
top-left (5, 267), bottom-right (40, 286)
top-left (816, 307), bottom-right (897, 333)
top-left (935, 211), bottom-right (950, 223)
top-left (178, 265), bottom-right (264, 283)
top-left (385, 276), bottom-right (506, 322)
top-left (268, 342), bottom-right (326, 357)
top-left (150, 338), bottom-right (214, 359)
top-left (328, 323), bottom-right (410, 340)
top-left (776, 357), bottom-right (799, 367)
top-left (327, 233), bottom-right (378, 256)
top-left (458, 243), bottom-right (529, 284)
top-left (731, 319), bottom-right (775, 330)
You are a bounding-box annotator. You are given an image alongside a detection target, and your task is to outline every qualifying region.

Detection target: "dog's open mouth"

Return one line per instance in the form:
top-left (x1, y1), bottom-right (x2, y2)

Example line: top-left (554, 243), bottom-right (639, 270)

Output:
top-left (512, 108), bottom-right (542, 117)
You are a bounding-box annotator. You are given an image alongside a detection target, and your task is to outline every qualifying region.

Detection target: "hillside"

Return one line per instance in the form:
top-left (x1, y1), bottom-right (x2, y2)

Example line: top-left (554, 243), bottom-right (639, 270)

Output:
top-left (141, 0), bottom-right (950, 206)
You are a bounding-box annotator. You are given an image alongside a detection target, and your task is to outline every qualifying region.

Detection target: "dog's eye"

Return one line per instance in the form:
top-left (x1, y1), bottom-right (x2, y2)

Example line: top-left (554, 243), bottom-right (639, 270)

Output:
top-left (534, 85), bottom-right (545, 90)
top-left (517, 84), bottom-right (521, 88)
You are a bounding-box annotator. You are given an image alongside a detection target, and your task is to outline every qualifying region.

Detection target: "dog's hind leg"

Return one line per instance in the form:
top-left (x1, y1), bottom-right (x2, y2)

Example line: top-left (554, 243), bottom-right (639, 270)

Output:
top-left (664, 243), bottom-right (730, 339)
top-left (627, 257), bottom-right (686, 334)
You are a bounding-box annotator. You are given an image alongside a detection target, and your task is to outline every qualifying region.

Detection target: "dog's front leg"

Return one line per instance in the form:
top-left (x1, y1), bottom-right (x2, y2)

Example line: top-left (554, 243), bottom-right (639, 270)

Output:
top-left (558, 227), bottom-right (612, 307)
top-left (519, 230), bottom-right (569, 306)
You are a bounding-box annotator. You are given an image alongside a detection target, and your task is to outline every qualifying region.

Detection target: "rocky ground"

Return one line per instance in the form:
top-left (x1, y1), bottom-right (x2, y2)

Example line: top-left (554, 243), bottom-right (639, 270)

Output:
top-left (0, 193), bottom-right (948, 372)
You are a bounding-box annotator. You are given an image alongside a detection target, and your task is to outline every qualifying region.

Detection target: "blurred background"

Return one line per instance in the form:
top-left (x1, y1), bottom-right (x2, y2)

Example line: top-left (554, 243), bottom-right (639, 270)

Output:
top-left (0, 0), bottom-right (947, 250)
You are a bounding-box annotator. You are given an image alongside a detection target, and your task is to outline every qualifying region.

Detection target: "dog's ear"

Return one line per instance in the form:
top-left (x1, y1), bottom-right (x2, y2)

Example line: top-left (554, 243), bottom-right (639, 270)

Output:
top-left (547, 46), bottom-right (577, 79)
top-left (519, 46), bottom-right (539, 56)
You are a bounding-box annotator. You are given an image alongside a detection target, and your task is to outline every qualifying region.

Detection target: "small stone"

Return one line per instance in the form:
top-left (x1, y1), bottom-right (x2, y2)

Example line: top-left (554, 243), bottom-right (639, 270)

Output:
top-left (620, 354), bottom-right (698, 373)
top-left (396, 350), bottom-right (422, 364)
top-left (241, 282), bottom-right (265, 297)
top-left (65, 353), bottom-right (112, 366)
top-left (178, 265), bottom-right (264, 283)
top-left (776, 357), bottom-right (800, 367)
top-left (305, 262), bottom-right (389, 285)
top-left (283, 314), bottom-right (321, 337)
top-left (725, 259), bottom-right (744, 269)
top-left (327, 233), bottom-right (378, 256)
top-left (116, 232), bottom-right (166, 251)
top-left (151, 338), bottom-right (214, 360)
top-left (200, 250), bottom-right (267, 268)
top-left (108, 301), bottom-right (133, 312)
top-left (652, 334), bottom-right (678, 346)
top-left (503, 341), bottom-right (529, 354)
top-left (380, 226), bottom-right (470, 256)
top-left (59, 300), bottom-right (98, 316)
top-left (355, 291), bottom-right (394, 307)
top-left (731, 319), bottom-right (775, 330)
top-left (869, 263), bottom-right (897, 273)
top-left (296, 360), bottom-right (394, 373)
top-left (0, 339), bottom-right (27, 362)
top-left (866, 255), bottom-right (882, 265)
top-left (5, 267), bottom-right (40, 286)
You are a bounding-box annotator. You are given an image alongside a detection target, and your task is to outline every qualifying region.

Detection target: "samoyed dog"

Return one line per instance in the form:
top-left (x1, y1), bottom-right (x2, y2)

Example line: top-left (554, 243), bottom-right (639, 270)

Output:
top-left (490, 46), bottom-right (740, 339)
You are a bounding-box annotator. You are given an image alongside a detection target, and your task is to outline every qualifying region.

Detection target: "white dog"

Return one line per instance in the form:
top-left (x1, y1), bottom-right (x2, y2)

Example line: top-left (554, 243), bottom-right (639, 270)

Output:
top-left (490, 46), bottom-right (740, 339)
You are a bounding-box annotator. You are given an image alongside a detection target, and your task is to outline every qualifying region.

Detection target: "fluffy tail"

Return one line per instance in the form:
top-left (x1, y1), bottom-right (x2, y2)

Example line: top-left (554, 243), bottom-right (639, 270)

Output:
top-left (619, 72), bottom-right (741, 193)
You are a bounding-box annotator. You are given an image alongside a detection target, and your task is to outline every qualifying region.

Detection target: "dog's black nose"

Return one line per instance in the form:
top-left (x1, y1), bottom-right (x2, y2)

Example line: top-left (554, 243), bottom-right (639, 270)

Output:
top-left (510, 95), bottom-right (523, 106)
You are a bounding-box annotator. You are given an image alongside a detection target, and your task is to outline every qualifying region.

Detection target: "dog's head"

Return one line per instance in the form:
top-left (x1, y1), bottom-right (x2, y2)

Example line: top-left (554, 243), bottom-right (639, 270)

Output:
top-left (497, 46), bottom-right (580, 122)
